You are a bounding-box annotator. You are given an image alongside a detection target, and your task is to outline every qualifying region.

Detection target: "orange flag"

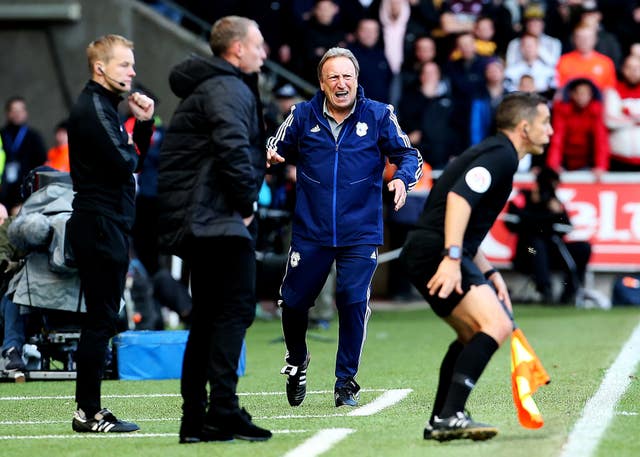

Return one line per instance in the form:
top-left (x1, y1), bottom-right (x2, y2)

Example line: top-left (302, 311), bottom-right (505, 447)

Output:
top-left (511, 328), bottom-right (551, 429)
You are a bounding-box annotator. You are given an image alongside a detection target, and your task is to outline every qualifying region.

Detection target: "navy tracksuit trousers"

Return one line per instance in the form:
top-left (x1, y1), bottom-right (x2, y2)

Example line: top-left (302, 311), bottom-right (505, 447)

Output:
top-left (280, 240), bottom-right (377, 388)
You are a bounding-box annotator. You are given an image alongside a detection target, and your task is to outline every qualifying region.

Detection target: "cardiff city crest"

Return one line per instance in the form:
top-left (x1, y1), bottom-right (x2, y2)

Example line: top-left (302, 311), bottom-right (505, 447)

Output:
top-left (290, 251), bottom-right (301, 268)
top-left (356, 122), bottom-right (368, 137)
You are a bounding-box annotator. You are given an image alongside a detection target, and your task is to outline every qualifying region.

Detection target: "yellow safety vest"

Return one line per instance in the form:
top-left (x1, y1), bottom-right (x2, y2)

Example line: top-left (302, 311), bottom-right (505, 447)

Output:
top-left (0, 135), bottom-right (6, 184)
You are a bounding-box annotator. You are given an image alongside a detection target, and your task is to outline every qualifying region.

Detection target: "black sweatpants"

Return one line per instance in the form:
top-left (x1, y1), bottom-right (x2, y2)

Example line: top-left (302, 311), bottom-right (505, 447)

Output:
top-left (181, 236), bottom-right (256, 419)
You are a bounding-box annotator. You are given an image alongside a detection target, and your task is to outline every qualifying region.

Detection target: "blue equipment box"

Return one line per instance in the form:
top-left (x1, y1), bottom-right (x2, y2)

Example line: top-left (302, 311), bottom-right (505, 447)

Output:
top-left (113, 330), bottom-right (246, 380)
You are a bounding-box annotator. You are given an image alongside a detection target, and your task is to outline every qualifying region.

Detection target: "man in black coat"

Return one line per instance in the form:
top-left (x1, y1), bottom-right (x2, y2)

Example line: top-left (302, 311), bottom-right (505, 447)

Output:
top-left (158, 16), bottom-right (271, 443)
top-left (67, 34), bottom-right (155, 433)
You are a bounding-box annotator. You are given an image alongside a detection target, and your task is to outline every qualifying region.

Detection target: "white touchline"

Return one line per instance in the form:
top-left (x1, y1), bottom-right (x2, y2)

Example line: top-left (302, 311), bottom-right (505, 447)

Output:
top-left (283, 428), bottom-right (354, 457)
top-left (0, 388), bottom-right (413, 430)
top-left (559, 320), bottom-right (640, 457)
top-left (0, 389), bottom-right (391, 401)
top-left (0, 430), bottom-right (308, 441)
top-left (348, 389), bottom-right (412, 417)
top-left (0, 433), bottom-right (178, 440)
top-left (0, 415), bottom-right (347, 426)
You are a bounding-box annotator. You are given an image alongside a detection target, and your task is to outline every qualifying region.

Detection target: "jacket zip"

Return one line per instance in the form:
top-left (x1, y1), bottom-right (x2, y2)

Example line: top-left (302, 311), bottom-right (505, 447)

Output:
top-left (310, 103), bottom-right (358, 247)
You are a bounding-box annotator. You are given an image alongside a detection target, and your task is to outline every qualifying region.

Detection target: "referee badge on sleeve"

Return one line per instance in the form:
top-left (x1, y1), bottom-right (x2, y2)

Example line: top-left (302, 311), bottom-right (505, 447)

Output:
top-left (465, 166), bottom-right (492, 193)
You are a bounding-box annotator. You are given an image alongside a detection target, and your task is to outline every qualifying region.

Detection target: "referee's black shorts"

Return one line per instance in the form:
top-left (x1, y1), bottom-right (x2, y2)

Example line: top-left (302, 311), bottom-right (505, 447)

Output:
top-left (400, 229), bottom-right (486, 317)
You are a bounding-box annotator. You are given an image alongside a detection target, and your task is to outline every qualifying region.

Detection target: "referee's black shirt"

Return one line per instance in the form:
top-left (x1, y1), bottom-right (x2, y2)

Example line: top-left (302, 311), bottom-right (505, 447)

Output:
top-left (414, 132), bottom-right (519, 257)
top-left (68, 81), bottom-right (153, 231)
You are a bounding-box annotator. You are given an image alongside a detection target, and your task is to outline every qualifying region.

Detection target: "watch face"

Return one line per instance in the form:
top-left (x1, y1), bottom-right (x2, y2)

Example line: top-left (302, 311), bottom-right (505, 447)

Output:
top-left (448, 245), bottom-right (461, 259)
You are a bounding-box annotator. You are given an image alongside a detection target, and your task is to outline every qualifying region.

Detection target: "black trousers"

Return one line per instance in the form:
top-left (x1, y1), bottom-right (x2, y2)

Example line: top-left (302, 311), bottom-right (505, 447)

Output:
top-left (68, 212), bottom-right (129, 417)
top-left (132, 195), bottom-right (160, 275)
top-left (515, 234), bottom-right (591, 299)
top-left (181, 236), bottom-right (256, 419)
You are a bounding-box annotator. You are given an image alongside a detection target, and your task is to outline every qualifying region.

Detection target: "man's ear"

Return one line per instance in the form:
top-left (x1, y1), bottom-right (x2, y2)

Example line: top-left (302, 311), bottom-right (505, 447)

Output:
top-left (230, 39), bottom-right (243, 58)
top-left (518, 120), bottom-right (529, 137)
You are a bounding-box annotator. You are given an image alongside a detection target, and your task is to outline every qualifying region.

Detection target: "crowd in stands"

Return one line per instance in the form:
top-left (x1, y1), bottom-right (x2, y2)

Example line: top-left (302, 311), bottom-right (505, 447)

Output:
top-left (143, 0), bottom-right (640, 177)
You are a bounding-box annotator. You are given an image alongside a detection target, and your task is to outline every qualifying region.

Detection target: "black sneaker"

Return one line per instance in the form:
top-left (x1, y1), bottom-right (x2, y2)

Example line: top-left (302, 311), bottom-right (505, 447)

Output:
top-left (202, 408), bottom-right (271, 442)
top-left (281, 353), bottom-right (310, 407)
top-left (72, 408), bottom-right (140, 433)
top-left (423, 420), bottom-right (434, 440)
top-left (334, 378), bottom-right (360, 407)
top-left (431, 411), bottom-right (498, 441)
top-left (3, 347), bottom-right (26, 372)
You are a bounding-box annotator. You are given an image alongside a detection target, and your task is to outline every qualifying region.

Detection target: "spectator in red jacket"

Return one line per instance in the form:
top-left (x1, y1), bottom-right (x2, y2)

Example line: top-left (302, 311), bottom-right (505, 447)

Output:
top-left (546, 78), bottom-right (610, 180)
top-left (604, 55), bottom-right (640, 171)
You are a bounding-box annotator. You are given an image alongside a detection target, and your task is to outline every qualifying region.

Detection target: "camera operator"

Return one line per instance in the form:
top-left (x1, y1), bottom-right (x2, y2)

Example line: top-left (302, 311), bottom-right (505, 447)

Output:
top-left (505, 167), bottom-right (591, 304)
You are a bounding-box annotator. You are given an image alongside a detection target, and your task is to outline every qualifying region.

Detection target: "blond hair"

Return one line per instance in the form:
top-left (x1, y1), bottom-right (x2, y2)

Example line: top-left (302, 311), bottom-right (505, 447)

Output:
top-left (86, 34), bottom-right (133, 73)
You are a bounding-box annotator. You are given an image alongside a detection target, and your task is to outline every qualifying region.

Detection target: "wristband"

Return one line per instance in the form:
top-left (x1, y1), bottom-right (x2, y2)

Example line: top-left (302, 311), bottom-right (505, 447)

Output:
top-left (483, 268), bottom-right (498, 280)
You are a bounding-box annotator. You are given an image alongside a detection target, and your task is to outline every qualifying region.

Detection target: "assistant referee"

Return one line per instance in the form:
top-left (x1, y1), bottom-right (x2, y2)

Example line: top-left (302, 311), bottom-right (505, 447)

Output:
top-left (400, 92), bottom-right (553, 442)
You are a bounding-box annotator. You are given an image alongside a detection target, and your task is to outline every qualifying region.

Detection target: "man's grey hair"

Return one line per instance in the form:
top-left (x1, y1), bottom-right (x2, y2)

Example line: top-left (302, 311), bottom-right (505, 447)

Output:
top-left (317, 47), bottom-right (360, 82)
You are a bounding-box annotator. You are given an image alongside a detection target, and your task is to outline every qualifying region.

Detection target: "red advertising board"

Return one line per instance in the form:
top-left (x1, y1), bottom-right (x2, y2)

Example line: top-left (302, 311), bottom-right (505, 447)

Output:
top-left (482, 173), bottom-right (640, 271)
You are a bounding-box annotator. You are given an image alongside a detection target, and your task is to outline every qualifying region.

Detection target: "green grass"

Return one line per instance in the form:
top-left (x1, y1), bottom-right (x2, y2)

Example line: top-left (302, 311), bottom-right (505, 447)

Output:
top-left (1, 305), bottom-right (639, 457)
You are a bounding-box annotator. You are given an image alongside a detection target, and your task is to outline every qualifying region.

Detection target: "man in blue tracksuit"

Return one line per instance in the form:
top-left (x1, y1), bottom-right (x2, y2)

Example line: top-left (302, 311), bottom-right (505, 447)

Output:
top-left (267, 47), bottom-right (422, 407)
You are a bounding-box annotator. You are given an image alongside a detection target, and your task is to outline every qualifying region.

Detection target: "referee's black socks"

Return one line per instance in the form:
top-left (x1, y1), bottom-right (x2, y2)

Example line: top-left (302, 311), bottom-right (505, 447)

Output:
top-left (439, 332), bottom-right (499, 418)
top-left (430, 340), bottom-right (464, 423)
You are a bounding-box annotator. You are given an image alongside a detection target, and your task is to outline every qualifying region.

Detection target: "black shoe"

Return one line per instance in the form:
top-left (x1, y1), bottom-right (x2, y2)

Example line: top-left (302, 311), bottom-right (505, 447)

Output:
top-left (179, 416), bottom-right (206, 444)
top-left (3, 347), bottom-right (26, 372)
top-left (72, 408), bottom-right (139, 433)
top-left (179, 434), bottom-right (203, 444)
top-left (334, 378), bottom-right (360, 407)
top-left (281, 353), bottom-right (310, 407)
top-left (423, 420), bottom-right (434, 440)
top-left (202, 408), bottom-right (272, 442)
top-left (431, 411), bottom-right (498, 441)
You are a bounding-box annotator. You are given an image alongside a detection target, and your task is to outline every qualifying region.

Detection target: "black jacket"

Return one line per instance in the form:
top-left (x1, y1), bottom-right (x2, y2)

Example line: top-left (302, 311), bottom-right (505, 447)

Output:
top-left (158, 54), bottom-right (265, 255)
top-left (398, 82), bottom-right (456, 170)
top-left (68, 80), bottom-right (153, 230)
top-left (0, 123), bottom-right (47, 209)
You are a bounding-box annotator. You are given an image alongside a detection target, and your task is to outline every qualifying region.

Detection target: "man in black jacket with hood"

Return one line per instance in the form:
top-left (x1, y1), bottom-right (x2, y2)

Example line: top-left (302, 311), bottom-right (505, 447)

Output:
top-left (158, 16), bottom-right (271, 443)
top-left (67, 34), bottom-right (155, 433)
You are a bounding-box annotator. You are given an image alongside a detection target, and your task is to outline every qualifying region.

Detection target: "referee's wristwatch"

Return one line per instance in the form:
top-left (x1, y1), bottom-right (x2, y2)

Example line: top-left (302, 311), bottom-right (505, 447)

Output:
top-left (442, 245), bottom-right (462, 261)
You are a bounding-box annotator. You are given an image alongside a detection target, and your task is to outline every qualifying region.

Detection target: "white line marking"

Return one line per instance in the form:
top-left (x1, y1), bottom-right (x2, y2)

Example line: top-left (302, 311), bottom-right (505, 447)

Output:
top-left (348, 388), bottom-right (412, 416)
top-left (259, 414), bottom-right (345, 420)
top-left (0, 433), bottom-right (177, 440)
top-left (0, 418), bottom-right (180, 425)
top-left (283, 428), bottom-right (354, 457)
top-left (0, 388), bottom-right (413, 426)
top-left (0, 388), bottom-right (391, 401)
top-left (0, 394), bottom-right (179, 401)
top-left (0, 415), bottom-right (347, 425)
top-left (0, 430), bottom-right (307, 441)
top-left (559, 321), bottom-right (640, 457)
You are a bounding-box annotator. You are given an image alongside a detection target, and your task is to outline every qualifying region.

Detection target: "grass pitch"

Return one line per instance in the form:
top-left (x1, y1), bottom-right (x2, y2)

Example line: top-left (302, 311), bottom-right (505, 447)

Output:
top-left (1, 305), bottom-right (639, 457)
